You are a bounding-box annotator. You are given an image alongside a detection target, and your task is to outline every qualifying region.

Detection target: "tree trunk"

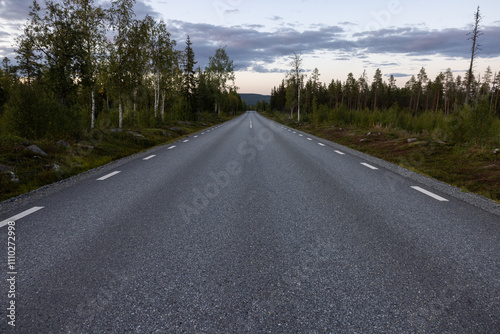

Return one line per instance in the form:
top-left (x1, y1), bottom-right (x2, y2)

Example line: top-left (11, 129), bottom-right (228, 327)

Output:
top-left (119, 100), bottom-right (123, 129)
top-left (91, 90), bottom-right (95, 129)
top-left (466, 7), bottom-right (481, 105)
top-left (161, 90), bottom-right (166, 121)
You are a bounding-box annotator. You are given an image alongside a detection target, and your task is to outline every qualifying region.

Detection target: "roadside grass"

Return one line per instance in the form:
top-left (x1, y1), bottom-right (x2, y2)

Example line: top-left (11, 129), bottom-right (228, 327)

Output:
top-left (266, 112), bottom-right (500, 204)
top-left (0, 116), bottom-right (229, 201)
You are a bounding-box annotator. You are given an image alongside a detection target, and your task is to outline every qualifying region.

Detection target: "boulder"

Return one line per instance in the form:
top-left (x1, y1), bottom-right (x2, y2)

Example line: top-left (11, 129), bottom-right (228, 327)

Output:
top-left (0, 164), bottom-right (12, 173)
top-left (56, 140), bottom-right (70, 147)
top-left (127, 131), bottom-right (145, 138)
top-left (9, 171), bottom-right (19, 183)
top-left (27, 145), bottom-right (48, 156)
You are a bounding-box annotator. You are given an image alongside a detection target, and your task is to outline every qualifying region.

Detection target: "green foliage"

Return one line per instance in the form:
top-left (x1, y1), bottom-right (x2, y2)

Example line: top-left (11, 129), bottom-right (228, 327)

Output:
top-left (4, 83), bottom-right (80, 139)
top-left (303, 101), bottom-right (499, 147)
top-left (446, 100), bottom-right (498, 145)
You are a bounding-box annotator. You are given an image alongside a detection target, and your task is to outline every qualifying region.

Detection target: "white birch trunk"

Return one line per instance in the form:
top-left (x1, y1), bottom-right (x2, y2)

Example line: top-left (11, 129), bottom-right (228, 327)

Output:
top-left (119, 100), bottom-right (123, 129)
top-left (161, 90), bottom-right (165, 121)
top-left (91, 90), bottom-right (95, 129)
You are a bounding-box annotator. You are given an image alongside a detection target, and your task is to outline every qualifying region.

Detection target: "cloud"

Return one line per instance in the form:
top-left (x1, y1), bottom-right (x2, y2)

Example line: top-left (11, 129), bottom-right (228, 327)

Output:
top-left (339, 21), bottom-right (357, 26)
top-left (132, 0), bottom-right (161, 19)
top-left (168, 20), bottom-right (350, 70)
top-left (0, 0), bottom-right (31, 22)
top-left (268, 16), bottom-right (283, 21)
top-left (354, 26), bottom-right (500, 58)
top-left (386, 73), bottom-right (412, 78)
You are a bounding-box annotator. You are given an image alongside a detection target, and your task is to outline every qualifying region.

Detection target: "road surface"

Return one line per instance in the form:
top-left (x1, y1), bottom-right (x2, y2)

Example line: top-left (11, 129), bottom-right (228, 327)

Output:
top-left (1, 111), bottom-right (499, 333)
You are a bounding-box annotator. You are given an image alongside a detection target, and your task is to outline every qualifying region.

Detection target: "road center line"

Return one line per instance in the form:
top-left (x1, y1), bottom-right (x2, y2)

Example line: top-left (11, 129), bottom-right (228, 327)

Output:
top-left (299, 134), bottom-right (303, 137)
top-left (97, 171), bottom-right (121, 181)
top-left (168, 145), bottom-right (176, 150)
top-left (307, 138), bottom-right (313, 141)
top-left (0, 207), bottom-right (45, 228)
top-left (182, 139), bottom-right (189, 143)
top-left (334, 150), bottom-right (345, 155)
top-left (411, 186), bottom-right (449, 202)
top-left (361, 163), bottom-right (378, 170)
top-left (318, 143), bottom-right (326, 147)
top-left (143, 155), bottom-right (156, 161)
top-left (194, 135), bottom-right (198, 138)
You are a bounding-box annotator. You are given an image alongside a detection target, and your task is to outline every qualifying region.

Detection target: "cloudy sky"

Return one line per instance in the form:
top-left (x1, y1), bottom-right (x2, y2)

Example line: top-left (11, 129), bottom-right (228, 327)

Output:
top-left (1, 0), bottom-right (500, 94)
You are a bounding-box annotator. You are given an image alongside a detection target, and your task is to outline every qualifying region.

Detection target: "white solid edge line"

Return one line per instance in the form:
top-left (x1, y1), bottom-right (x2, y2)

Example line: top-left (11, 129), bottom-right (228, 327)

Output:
top-left (411, 186), bottom-right (449, 202)
top-left (0, 207), bottom-right (45, 228)
top-left (168, 145), bottom-right (176, 149)
top-left (97, 171), bottom-right (121, 181)
top-left (143, 155), bottom-right (156, 160)
top-left (318, 143), bottom-right (326, 146)
top-left (335, 150), bottom-right (345, 155)
top-left (361, 163), bottom-right (378, 170)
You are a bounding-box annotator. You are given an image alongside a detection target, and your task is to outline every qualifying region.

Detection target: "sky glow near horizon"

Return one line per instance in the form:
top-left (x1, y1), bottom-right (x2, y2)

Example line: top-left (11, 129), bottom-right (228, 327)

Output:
top-left (1, 0), bottom-right (499, 94)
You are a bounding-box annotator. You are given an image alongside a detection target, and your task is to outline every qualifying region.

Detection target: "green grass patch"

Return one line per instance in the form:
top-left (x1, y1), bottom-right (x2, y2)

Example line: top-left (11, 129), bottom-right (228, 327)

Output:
top-left (265, 111), bottom-right (500, 203)
top-left (0, 116), bottom-right (230, 201)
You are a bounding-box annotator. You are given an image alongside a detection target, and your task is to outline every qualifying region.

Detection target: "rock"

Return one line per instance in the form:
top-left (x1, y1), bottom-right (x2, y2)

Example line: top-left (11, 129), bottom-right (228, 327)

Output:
top-left (52, 163), bottom-right (61, 171)
top-left (76, 143), bottom-right (94, 150)
top-left (127, 131), bottom-right (145, 138)
top-left (407, 138), bottom-right (418, 143)
top-left (9, 171), bottom-right (19, 183)
top-left (27, 144), bottom-right (48, 157)
top-left (367, 132), bottom-right (372, 136)
top-left (0, 164), bottom-right (13, 173)
top-left (56, 140), bottom-right (70, 147)
top-left (494, 149), bottom-right (500, 155)
top-left (359, 138), bottom-right (367, 142)
top-left (437, 140), bottom-right (447, 145)
top-left (169, 127), bottom-right (181, 132)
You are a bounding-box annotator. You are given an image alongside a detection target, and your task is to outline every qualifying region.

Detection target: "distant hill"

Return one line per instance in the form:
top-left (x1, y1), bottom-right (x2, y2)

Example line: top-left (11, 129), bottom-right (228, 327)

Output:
top-left (239, 93), bottom-right (271, 106)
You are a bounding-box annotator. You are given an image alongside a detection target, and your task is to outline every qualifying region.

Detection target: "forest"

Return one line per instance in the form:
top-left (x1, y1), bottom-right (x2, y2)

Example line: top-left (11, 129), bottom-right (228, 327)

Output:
top-left (0, 0), bottom-right (245, 141)
top-left (266, 65), bottom-right (500, 145)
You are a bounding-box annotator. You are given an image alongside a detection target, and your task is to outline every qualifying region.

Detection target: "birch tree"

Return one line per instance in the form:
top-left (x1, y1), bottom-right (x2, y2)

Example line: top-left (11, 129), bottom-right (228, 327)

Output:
top-left (206, 46), bottom-right (235, 115)
top-left (108, 0), bottom-right (135, 128)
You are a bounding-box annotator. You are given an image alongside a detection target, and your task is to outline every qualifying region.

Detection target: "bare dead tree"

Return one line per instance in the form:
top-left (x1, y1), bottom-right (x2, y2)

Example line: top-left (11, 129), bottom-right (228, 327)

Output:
top-left (465, 6), bottom-right (482, 105)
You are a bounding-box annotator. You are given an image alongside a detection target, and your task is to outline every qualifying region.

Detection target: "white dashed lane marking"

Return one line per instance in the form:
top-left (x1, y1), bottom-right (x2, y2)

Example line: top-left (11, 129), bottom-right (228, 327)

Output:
top-left (143, 155), bottom-right (156, 161)
top-left (0, 207), bottom-right (45, 228)
top-left (411, 186), bottom-right (449, 202)
top-left (97, 171), bottom-right (121, 181)
top-left (361, 163), bottom-right (378, 170)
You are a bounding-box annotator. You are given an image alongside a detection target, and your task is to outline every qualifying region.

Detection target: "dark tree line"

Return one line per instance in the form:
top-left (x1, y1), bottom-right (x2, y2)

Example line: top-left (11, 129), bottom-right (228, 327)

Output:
top-left (270, 66), bottom-right (500, 117)
top-left (0, 0), bottom-right (245, 140)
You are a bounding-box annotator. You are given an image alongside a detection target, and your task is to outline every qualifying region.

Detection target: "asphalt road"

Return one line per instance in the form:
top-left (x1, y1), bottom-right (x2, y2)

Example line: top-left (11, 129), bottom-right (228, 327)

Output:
top-left (1, 111), bottom-right (499, 333)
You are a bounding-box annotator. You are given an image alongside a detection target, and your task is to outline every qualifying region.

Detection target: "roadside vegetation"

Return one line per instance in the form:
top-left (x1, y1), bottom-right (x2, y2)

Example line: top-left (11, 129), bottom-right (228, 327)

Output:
top-left (259, 8), bottom-right (499, 203)
top-left (261, 70), bottom-right (500, 202)
top-left (0, 0), bottom-right (245, 201)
